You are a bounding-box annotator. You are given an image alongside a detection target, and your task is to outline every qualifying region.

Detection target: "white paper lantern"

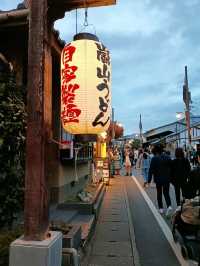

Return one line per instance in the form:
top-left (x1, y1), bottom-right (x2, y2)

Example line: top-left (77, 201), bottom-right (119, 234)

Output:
top-left (61, 33), bottom-right (111, 134)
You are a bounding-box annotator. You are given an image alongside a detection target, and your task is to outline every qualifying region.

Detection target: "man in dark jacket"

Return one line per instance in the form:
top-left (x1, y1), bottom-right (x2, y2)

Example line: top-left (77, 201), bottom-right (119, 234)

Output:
top-left (148, 145), bottom-right (172, 216)
top-left (171, 147), bottom-right (191, 206)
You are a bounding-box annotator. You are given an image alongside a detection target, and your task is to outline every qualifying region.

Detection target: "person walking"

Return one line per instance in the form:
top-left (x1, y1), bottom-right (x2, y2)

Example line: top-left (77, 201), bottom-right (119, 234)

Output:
top-left (129, 148), bottom-right (135, 168)
top-left (113, 148), bottom-right (121, 176)
top-left (141, 150), bottom-right (151, 187)
top-left (124, 148), bottom-right (132, 176)
top-left (134, 149), bottom-right (139, 168)
top-left (190, 148), bottom-right (197, 167)
top-left (171, 147), bottom-right (191, 207)
top-left (148, 145), bottom-right (172, 216)
top-left (136, 148), bottom-right (143, 169)
top-left (108, 147), bottom-right (115, 178)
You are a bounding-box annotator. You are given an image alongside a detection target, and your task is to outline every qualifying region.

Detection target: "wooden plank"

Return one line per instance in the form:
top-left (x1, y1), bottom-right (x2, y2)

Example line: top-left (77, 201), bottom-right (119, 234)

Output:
top-left (0, 9), bottom-right (29, 23)
top-left (49, 0), bottom-right (116, 19)
top-left (51, 0), bottom-right (116, 9)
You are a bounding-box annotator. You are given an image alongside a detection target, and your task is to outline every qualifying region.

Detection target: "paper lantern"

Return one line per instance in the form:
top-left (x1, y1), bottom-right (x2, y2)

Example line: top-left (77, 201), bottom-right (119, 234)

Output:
top-left (101, 143), bottom-right (107, 158)
top-left (61, 33), bottom-right (111, 134)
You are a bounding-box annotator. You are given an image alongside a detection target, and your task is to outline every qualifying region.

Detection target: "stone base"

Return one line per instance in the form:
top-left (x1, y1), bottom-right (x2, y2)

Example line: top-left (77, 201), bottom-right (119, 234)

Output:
top-left (9, 231), bottom-right (62, 266)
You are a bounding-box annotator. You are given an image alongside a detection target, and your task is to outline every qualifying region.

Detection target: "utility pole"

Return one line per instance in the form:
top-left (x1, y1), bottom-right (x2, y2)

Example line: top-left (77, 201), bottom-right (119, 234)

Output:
top-left (183, 65), bottom-right (192, 149)
top-left (112, 107), bottom-right (115, 140)
top-left (139, 114), bottom-right (143, 147)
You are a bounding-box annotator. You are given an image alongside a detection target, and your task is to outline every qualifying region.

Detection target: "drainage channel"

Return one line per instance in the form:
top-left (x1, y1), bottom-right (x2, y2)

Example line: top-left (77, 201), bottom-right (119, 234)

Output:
top-left (123, 178), bottom-right (141, 266)
top-left (85, 177), bottom-right (135, 266)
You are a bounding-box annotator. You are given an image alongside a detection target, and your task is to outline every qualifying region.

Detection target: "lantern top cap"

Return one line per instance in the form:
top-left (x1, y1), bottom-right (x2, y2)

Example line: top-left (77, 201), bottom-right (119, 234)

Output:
top-left (73, 32), bottom-right (99, 42)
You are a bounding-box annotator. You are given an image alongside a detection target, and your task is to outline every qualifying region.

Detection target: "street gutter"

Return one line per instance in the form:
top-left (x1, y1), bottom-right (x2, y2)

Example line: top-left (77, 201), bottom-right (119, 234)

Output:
top-left (123, 178), bottom-right (141, 266)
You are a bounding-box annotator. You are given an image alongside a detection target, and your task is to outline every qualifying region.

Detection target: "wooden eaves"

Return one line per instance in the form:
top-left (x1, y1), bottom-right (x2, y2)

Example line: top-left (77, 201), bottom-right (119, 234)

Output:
top-left (48, 0), bottom-right (116, 21)
top-left (0, 9), bottom-right (29, 25)
top-left (51, 0), bottom-right (116, 9)
top-left (5, 0), bottom-right (117, 22)
top-left (0, 8), bottom-right (65, 54)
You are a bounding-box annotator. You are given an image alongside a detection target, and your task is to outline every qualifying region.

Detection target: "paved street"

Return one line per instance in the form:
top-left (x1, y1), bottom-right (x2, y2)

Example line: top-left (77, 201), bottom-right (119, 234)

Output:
top-left (130, 169), bottom-right (197, 266)
top-left (82, 176), bottom-right (136, 266)
top-left (82, 170), bottom-right (198, 266)
top-left (125, 173), bottom-right (181, 266)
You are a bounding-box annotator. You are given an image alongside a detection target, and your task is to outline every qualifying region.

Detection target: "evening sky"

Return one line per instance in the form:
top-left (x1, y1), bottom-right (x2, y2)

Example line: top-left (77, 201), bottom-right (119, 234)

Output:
top-left (1, 0), bottom-right (200, 134)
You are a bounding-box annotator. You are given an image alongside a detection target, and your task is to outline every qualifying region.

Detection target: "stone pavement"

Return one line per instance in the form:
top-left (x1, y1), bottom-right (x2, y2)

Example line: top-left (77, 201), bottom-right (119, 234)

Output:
top-left (82, 175), bottom-right (140, 266)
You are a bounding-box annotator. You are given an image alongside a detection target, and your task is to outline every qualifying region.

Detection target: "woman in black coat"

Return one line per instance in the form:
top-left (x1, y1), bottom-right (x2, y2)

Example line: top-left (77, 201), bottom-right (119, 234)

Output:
top-left (171, 148), bottom-right (191, 207)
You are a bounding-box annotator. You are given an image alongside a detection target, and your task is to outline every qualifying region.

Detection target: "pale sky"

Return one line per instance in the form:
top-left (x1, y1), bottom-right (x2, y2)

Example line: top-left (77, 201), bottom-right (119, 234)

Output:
top-left (1, 0), bottom-right (200, 135)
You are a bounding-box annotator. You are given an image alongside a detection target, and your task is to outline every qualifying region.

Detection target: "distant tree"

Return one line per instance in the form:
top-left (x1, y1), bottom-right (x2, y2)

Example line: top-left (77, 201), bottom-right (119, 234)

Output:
top-left (0, 60), bottom-right (26, 228)
top-left (107, 122), bottom-right (124, 143)
top-left (114, 123), bottom-right (124, 139)
top-left (130, 139), bottom-right (141, 149)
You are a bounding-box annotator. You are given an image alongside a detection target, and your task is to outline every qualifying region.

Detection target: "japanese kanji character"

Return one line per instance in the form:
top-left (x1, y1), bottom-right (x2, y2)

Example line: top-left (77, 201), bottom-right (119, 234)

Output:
top-left (61, 83), bottom-right (80, 95)
top-left (95, 43), bottom-right (110, 65)
top-left (62, 65), bottom-right (78, 83)
top-left (99, 97), bottom-right (108, 112)
top-left (97, 64), bottom-right (110, 81)
top-left (62, 92), bottom-right (76, 105)
top-left (92, 112), bottom-right (110, 127)
top-left (61, 104), bottom-right (81, 124)
top-left (62, 44), bottom-right (76, 65)
top-left (97, 79), bottom-right (110, 101)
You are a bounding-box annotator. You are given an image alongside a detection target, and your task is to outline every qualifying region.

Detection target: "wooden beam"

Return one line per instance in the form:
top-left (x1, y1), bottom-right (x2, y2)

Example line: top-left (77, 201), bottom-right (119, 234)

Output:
top-left (50, 0), bottom-right (116, 9)
top-left (51, 31), bottom-right (65, 56)
top-left (48, 0), bottom-right (116, 20)
top-left (0, 9), bottom-right (29, 23)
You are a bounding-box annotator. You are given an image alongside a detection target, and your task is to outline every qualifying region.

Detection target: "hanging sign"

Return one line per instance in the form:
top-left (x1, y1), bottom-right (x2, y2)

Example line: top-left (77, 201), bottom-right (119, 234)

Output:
top-left (61, 33), bottom-right (111, 134)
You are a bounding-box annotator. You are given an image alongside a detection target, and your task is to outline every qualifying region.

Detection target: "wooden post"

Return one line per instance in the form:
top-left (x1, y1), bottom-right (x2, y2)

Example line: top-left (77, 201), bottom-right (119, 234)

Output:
top-left (24, 0), bottom-right (51, 241)
top-left (23, 0), bottom-right (116, 242)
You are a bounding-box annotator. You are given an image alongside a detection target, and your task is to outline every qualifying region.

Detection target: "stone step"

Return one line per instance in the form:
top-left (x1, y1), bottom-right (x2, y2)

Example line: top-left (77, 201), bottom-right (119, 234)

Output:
top-left (70, 214), bottom-right (95, 241)
top-left (50, 208), bottom-right (79, 224)
top-left (57, 182), bottom-right (105, 215)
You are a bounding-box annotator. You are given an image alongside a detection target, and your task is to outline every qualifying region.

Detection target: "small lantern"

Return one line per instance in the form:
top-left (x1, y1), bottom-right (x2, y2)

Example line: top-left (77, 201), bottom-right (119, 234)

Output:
top-left (61, 33), bottom-right (111, 134)
top-left (101, 143), bottom-right (107, 158)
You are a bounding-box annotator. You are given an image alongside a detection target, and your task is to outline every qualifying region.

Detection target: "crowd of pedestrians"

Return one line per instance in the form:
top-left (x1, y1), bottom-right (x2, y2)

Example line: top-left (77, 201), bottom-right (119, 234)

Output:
top-left (137, 145), bottom-right (200, 216)
top-left (108, 143), bottom-right (200, 217)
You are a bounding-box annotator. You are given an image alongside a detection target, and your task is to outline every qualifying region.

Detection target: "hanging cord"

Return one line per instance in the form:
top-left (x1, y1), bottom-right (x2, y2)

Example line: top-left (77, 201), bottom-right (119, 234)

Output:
top-left (74, 147), bottom-right (81, 182)
top-left (51, 138), bottom-right (87, 183)
top-left (80, 2), bottom-right (96, 34)
top-left (84, 8), bottom-right (89, 27)
top-left (75, 9), bottom-right (78, 34)
top-left (74, 143), bottom-right (89, 182)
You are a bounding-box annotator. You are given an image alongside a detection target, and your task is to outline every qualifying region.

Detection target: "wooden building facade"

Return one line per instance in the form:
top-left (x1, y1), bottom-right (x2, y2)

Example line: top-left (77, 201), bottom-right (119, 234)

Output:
top-left (0, 0), bottom-right (115, 204)
top-left (0, 0), bottom-right (116, 240)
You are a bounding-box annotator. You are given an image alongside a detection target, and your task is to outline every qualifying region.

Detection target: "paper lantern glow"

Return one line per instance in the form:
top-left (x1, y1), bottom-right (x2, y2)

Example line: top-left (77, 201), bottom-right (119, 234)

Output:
top-left (61, 33), bottom-right (111, 134)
